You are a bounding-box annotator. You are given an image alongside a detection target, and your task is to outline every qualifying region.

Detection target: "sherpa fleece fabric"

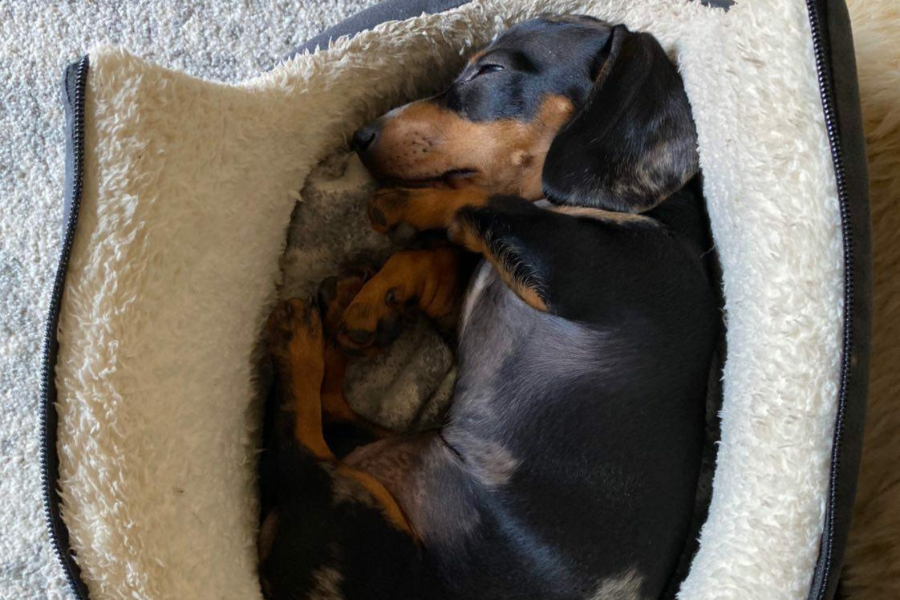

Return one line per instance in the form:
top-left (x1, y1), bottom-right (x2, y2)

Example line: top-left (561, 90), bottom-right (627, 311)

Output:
top-left (52, 1), bottom-right (845, 599)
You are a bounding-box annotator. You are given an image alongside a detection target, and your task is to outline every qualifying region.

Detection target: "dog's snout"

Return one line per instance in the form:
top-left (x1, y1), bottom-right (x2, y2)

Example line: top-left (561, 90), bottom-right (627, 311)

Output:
top-left (352, 123), bottom-right (379, 153)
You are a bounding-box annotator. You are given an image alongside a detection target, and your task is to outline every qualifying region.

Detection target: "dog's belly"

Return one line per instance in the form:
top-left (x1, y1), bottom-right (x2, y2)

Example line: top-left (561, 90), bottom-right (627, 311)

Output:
top-left (421, 261), bottom-right (704, 599)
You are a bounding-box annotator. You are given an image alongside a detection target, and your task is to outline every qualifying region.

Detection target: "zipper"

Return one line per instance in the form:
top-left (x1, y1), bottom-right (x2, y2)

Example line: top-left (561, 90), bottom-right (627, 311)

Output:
top-left (41, 54), bottom-right (91, 600)
top-left (804, 2), bottom-right (855, 599)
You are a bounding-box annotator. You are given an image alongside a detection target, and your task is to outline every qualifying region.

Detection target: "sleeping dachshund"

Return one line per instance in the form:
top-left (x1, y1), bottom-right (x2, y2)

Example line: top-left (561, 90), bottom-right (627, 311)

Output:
top-left (258, 15), bottom-right (720, 600)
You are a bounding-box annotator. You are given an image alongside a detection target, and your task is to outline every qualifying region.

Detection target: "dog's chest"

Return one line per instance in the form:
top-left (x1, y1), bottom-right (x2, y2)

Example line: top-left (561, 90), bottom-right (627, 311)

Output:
top-left (459, 260), bottom-right (498, 333)
top-left (457, 262), bottom-right (527, 368)
top-left (452, 261), bottom-right (605, 424)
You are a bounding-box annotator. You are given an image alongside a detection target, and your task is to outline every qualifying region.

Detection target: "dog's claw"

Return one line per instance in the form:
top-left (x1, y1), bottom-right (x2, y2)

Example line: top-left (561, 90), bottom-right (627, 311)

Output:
top-left (385, 288), bottom-right (398, 307)
top-left (265, 297), bottom-right (323, 366)
top-left (345, 328), bottom-right (375, 346)
top-left (389, 222), bottom-right (419, 247)
top-left (318, 276), bottom-right (339, 308)
top-left (318, 269), bottom-right (372, 337)
top-left (374, 316), bottom-right (402, 348)
top-left (368, 204), bottom-right (387, 227)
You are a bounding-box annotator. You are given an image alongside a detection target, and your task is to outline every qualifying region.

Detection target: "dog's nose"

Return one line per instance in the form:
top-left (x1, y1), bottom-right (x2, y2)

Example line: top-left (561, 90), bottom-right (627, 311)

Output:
top-left (351, 124), bottom-right (379, 153)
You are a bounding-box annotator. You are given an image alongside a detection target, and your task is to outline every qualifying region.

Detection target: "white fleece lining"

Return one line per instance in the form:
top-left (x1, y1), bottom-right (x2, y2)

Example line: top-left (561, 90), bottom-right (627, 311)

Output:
top-left (54, 1), bottom-right (843, 599)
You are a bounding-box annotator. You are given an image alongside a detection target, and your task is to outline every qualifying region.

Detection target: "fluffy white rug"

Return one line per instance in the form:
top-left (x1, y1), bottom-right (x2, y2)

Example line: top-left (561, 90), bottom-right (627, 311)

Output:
top-left (0, 3), bottom-right (378, 599)
top-left (842, 1), bottom-right (900, 598)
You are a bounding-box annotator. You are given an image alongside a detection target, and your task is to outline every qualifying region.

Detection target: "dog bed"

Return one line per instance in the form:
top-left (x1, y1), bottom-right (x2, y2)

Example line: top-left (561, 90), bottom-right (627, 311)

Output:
top-left (41, 0), bottom-right (871, 599)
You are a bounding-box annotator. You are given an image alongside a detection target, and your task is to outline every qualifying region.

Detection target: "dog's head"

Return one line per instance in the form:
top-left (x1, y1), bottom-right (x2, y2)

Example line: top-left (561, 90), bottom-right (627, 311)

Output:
top-left (353, 16), bottom-right (698, 212)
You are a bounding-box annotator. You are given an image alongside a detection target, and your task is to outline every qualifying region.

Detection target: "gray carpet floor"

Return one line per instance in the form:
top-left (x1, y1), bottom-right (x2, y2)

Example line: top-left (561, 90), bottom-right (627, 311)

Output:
top-left (0, 2), bottom-right (380, 598)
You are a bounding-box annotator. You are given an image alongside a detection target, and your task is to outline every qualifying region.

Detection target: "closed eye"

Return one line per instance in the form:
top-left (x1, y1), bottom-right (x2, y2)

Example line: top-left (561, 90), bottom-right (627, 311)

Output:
top-left (476, 63), bottom-right (505, 76)
top-left (463, 63), bottom-right (505, 83)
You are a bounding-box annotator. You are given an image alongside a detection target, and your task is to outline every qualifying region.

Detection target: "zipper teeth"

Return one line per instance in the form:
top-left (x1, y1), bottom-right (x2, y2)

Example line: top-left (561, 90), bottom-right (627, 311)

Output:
top-left (41, 54), bottom-right (90, 600)
top-left (805, 2), bottom-right (855, 599)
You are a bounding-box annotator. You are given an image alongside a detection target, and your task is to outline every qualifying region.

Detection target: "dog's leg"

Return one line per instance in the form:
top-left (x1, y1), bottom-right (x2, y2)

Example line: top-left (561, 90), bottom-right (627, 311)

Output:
top-left (366, 186), bottom-right (491, 245)
top-left (266, 298), bottom-right (412, 533)
top-left (317, 270), bottom-right (395, 456)
top-left (364, 187), bottom-right (655, 317)
top-left (448, 194), bottom-right (661, 320)
top-left (447, 200), bottom-right (552, 313)
top-left (266, 297), bottom-right (333, 461)
top-left (336, 247), bottom-right (467, 353)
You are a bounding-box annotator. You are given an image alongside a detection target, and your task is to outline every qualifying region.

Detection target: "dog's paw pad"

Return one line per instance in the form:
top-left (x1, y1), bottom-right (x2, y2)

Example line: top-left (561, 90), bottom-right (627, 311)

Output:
top-left (336, 300), bottom-right (403, 354)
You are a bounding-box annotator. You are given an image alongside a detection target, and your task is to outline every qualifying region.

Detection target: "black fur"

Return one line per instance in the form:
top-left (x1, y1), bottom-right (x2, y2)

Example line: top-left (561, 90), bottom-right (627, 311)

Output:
top-left (258, 373), bottom-right (433, 599)
top-left (261, 16), bottom-right (721, 600)
top-left (437, 17), bottom-right (614, 122)
top-left (542, 25), bottom-right (700, 212)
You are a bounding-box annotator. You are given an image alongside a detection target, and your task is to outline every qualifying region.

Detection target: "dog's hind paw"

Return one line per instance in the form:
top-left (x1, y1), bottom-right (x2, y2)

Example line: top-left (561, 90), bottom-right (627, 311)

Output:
top-left (266, 297), bottom-right (325, 372)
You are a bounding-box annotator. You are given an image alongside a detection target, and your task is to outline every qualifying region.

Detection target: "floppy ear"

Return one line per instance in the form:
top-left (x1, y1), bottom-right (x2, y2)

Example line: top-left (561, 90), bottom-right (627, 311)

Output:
top-left (541, 25), bottom-right (699, 213)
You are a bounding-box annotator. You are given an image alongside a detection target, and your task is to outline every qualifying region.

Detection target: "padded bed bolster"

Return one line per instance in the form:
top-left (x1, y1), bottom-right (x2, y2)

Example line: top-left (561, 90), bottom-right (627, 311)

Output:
top-left (41, 1), bottom-right (870, 599)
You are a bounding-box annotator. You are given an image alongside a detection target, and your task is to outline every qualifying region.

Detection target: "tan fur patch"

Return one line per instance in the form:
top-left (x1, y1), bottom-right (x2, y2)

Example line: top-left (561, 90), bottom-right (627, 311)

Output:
top-left (368, 94), bottom-right (574, 199)
top-left (549, 205), bottom-right (654, 225)
top-left (336, 465), bottom-right (414, 536)
top-left (368, 185), bottom-right (490, 234)
top-left (288, 349), bottom-right (333, 463)
top-left (329, 464), bottom-right (377, 508)
top-left (325, 458), bottom-right (414, 537)
top-left (449, 215), bottom-right (549, 312)
top-left (467, 50), bottom-right (486, 65)
top-left (344, 436), bottom-right (483, 547)
top-left (513, 283), bottom-right (549, 312)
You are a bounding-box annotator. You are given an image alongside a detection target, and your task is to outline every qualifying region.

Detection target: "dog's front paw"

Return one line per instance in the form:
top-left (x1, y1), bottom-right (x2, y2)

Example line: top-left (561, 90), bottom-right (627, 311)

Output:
top-left (367, 186), bottom-right (491, 248)
top-left (367, 187), bottom-right (425, 246)
top-left (336, 296), bottom-right (405, 355)
top-left (335, 282), bottom-right (406, 355)
top-left (266, 297), bottom-right (325, 373)
top-left (318, 266), bottom-right (376, 337)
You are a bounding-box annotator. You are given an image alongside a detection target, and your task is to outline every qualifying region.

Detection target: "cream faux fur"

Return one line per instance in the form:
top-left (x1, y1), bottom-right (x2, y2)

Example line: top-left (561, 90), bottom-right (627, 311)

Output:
top-left (840, 1), bottom-right (900, 598)
top-left (53, 1), bottom-right (846, 599)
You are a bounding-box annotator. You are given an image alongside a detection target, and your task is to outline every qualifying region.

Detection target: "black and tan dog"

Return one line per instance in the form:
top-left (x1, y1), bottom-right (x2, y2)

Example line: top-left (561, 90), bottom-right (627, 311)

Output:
top-left (259, 16), bottom-right (720, 600)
